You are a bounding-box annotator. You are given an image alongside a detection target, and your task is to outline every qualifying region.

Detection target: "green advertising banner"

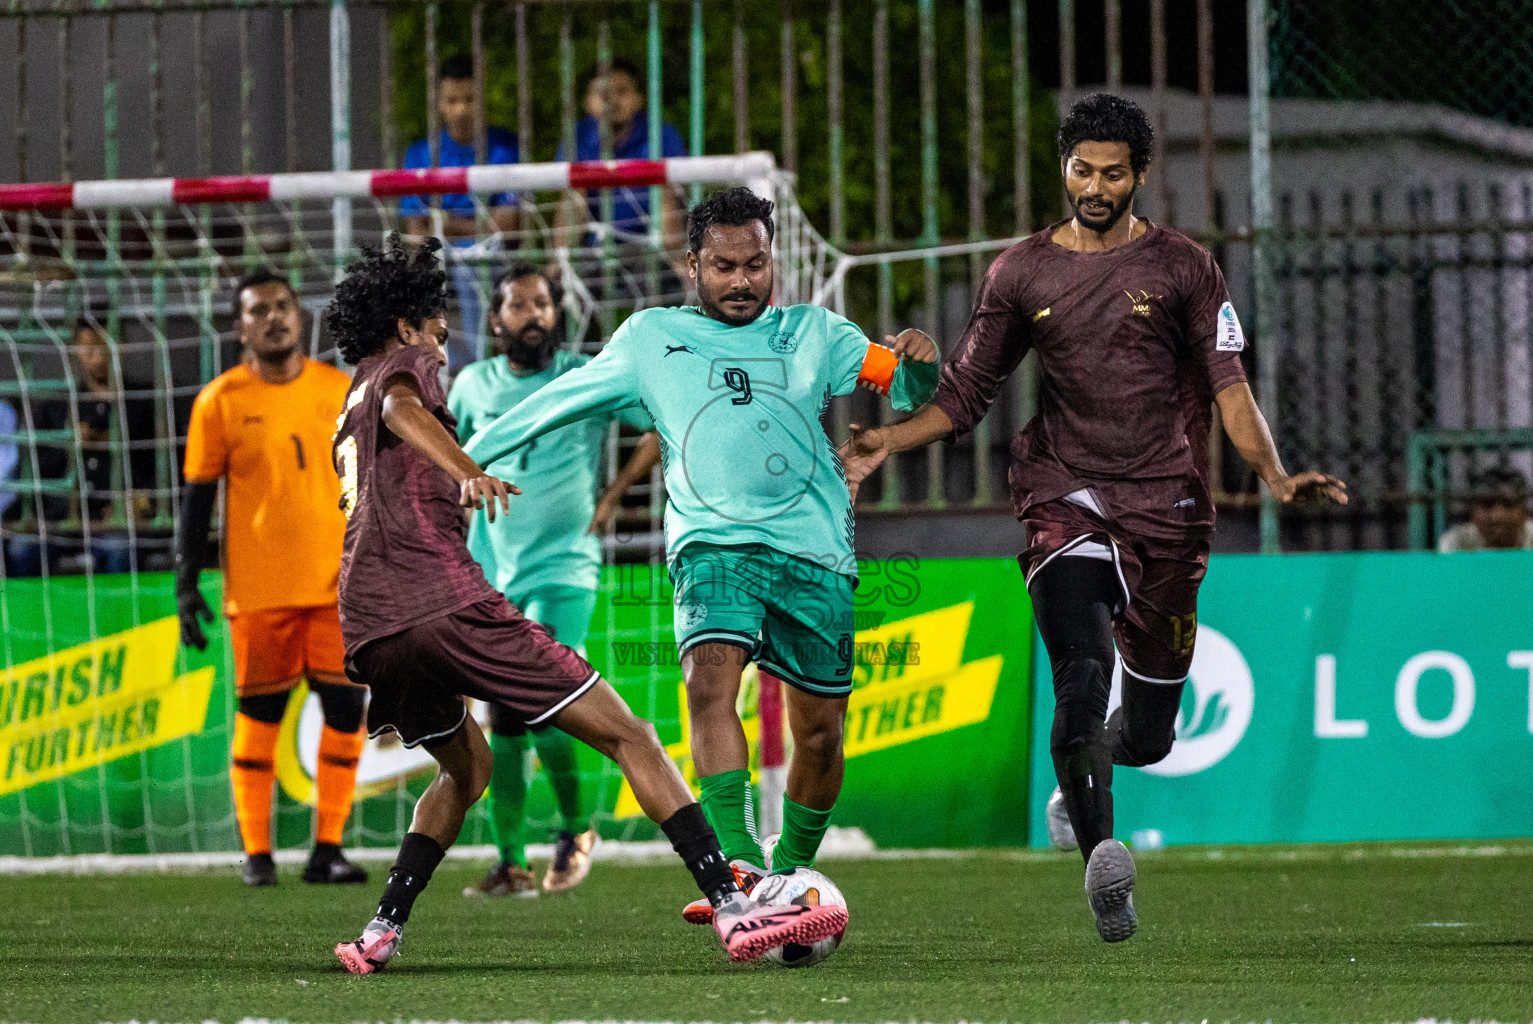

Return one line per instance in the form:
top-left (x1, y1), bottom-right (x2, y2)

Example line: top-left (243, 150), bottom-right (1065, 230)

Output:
top-left (0, 557), bottom-right (1031, 857)
top-left (1028, 550), bottom-right (1533, 847)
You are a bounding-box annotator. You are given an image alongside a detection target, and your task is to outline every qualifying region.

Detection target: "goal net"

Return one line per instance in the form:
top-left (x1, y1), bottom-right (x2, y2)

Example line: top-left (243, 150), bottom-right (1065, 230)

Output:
top-left (0, 153), bottom-right (837, 857)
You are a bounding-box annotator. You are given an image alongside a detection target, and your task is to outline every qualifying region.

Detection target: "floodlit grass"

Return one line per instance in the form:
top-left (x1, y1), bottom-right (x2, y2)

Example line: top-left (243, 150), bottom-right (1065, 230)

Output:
top-left (8, 843), bottom-right (1533, 1022)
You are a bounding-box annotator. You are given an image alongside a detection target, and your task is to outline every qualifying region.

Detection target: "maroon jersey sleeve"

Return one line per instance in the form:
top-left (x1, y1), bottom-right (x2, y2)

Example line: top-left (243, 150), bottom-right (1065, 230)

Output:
top-left (932, 244), bottom-right (1035, 437)
top-left (382, 344), bottom-right (450, 415)
top-left (1177, 247), bottom-right (1248, 397)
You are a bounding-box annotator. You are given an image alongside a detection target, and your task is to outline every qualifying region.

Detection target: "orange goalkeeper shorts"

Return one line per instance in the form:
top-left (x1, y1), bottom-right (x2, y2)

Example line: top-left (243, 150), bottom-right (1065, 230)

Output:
top-left (228, 605), bottom-right (348, 698)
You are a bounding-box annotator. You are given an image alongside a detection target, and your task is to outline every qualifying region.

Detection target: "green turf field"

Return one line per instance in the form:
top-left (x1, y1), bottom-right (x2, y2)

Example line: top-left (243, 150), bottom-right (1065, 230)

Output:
top-left (8, 843), bottom-right (1533, 1023)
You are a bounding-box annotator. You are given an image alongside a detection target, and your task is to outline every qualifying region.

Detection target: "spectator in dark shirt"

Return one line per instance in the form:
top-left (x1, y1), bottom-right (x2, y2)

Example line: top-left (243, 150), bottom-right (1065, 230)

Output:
top-left (5, 322), bottom-right (156, 576)
top-left (401, 55), bottom-right (521, 372)
top-left (1437, 467), bottom-right (1533, 551)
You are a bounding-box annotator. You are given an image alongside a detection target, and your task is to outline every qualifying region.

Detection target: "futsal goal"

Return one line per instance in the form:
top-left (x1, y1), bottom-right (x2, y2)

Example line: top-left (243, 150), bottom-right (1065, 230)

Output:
top-left (0, 153), bottom-right (831, 857)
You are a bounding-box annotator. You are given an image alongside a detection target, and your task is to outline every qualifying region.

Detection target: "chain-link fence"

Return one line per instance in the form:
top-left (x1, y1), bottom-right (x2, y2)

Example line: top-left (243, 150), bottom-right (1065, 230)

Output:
top-left (1265, 0), bottom-right (1533, 549)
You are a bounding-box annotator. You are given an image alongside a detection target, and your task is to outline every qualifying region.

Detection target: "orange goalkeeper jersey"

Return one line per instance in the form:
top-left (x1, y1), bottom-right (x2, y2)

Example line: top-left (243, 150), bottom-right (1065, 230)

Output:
top-left (184, 359), bottom-right (351, 616)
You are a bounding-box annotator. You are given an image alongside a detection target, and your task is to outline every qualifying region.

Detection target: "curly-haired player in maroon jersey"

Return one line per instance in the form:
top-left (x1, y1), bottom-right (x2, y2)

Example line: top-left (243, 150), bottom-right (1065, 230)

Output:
top-left (840, 94), bottom-right (1346, 942)
top-left (325, 237), bottom-right (846, 972)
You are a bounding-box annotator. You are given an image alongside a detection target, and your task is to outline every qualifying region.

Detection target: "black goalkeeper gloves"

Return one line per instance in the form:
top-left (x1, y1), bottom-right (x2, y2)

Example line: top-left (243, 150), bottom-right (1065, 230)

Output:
top-left (176, 586), bottom-right (215, 651)
top-left (175, 481), bottom-right (220, 652)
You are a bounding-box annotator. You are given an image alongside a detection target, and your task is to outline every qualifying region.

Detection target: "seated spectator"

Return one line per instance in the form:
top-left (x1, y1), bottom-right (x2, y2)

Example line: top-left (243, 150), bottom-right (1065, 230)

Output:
top-left (6, 321), bottom-right (156, 576)
top-left (554, 58), bottom-right (687, 278)
top-left (401, 55), bottom-right (520, 371)
top-left (1437, 466), bottom-right (1533, 551)
top-left (72, 321), bottom-right (158, 525)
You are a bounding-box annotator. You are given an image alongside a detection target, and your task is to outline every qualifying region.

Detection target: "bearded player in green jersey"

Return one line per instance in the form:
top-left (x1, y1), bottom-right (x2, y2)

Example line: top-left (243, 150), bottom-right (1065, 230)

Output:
top-left (450, 265), bottom-right (662, 898)
top-left (464, 187), bottom-right (939, 922)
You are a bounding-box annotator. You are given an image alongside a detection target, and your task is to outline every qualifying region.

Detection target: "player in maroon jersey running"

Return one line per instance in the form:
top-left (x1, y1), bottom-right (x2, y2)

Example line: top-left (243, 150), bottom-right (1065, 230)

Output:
top-left (325, 237), bottom-right (846, 972)
top-left (839, 94), bottom-right (1346, 942)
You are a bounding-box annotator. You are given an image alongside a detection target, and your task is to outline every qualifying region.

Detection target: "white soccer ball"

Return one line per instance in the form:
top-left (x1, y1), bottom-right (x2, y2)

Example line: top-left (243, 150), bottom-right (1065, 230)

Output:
top-left (751, 867), bottom-right (847, 968)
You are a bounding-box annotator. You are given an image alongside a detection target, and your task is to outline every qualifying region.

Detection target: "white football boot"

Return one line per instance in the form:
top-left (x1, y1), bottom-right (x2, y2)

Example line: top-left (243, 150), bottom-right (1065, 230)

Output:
top-left (1045, 787), bottom-right (1079, 851)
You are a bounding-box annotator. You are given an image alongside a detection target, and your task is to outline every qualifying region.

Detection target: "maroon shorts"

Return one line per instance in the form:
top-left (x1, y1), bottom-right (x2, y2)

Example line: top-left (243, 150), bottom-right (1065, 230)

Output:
top-left (1020, 498), bottom-right (1210, 682)
top-left (346, 596), bottom-right (599, 748)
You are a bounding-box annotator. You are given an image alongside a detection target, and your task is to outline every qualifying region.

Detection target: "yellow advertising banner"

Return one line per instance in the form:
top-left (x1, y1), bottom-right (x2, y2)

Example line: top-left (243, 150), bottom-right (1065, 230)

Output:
top-left (0, 617), bottom-right (217, 796)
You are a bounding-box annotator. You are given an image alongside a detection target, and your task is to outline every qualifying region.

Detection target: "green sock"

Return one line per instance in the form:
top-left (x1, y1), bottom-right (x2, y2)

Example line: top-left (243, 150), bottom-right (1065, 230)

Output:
top-left (532, 726), bottom-right (585, 834)
top-left (487, 731), bottom-right (533, 869)
top-left (698, 768), bottom-right (764, 866)
top-left (772, 797), bottom-right (833, 873)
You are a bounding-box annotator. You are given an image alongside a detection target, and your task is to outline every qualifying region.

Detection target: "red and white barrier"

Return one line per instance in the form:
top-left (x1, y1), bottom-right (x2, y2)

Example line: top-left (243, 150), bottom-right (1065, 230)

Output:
top-left (0, 152), bottom-right (777, 212)
top-left (756, 670), bottom-right (787, 840)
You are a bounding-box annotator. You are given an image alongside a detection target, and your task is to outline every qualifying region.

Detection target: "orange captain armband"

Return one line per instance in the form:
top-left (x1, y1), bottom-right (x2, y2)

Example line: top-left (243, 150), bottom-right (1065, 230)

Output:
top-left (857, 343), bottom-right (898, 396)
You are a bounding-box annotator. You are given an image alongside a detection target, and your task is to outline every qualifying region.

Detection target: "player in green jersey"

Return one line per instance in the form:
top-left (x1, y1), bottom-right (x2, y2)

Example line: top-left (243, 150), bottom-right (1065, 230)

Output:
top-left (450, 265), bottom-right (662, 898)
top-left (463, 188), bottom-right (938, 921)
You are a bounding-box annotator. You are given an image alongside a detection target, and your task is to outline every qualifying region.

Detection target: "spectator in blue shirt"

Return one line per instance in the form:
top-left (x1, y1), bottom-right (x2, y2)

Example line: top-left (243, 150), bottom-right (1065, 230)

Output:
top-left (401, 55), bottom-right (520, 371)
top-left (554, 59), bottom-right (688, 277)
top-left (0, 398), bottom-right (17, 521)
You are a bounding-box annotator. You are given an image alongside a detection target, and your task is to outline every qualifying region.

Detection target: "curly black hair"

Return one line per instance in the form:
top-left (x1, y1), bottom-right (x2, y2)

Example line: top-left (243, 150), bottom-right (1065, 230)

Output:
top-left (327, 235), bottom-right (448, 365)
top-left (687, 186), bottom-right (776, 253)
top-left (1057, 93), bottom-right (1154, 175)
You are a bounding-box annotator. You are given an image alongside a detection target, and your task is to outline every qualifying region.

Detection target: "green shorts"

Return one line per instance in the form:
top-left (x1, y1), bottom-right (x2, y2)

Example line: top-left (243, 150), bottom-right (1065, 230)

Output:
top-left (507, 584), bottom-right (598, 657)
top-left (670, 542), bottom-right (855, 697)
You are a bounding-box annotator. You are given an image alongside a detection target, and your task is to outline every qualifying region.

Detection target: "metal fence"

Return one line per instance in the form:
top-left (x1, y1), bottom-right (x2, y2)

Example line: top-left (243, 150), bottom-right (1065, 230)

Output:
top-left (3, 0), bottom-right (1532, 552)
top-left (1257, 0), bottom-right (1533, 548)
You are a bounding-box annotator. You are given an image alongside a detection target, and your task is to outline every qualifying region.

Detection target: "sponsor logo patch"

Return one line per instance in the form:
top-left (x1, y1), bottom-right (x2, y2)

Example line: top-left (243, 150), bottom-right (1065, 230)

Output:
top-left (1217, 301), bottom-right (1246, 352)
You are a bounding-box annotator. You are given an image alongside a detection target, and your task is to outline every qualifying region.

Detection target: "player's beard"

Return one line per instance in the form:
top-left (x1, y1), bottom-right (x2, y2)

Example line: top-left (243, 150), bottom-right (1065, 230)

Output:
top-left (502, 324), bottom-right (557, 370)
top-left (1066, 181), bottom-right (1136, 235)
top-left (251, 328), bottom-right (298, 366)
top-left (698, 276), bottom-right (771, 327)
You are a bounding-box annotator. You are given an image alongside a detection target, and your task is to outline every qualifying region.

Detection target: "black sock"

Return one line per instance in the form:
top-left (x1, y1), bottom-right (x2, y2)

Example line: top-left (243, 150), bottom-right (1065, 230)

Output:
top-left (1051, 717), bottom-right (1114, 865)
top-left (377, 832), bottom-right (446, 926)
top-left (309, 841), bottom-right (342, 866)
top-left (1109, 677), bottom-right (1187, 767)
top-left (660, 802), bottom-right (742, 910)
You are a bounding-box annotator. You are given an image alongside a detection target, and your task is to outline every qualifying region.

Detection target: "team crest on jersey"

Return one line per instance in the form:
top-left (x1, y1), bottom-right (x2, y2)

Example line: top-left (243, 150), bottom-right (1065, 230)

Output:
top-left (1216, 301), bottom-right (1246, 352)
top-left (768, 330), bottom-right (799, 354)
top-left (676, 602), bottom-right (709, 631)
top-left (1125, 289), bottom-right (1162, 317)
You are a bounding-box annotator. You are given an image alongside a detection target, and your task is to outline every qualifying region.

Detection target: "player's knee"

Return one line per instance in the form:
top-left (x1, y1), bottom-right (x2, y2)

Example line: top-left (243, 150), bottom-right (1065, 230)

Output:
top-left (237, 691), bottom-right (288, 725)
top-left (1112, 672), bottom-right (1186, 767)
top-left (463, 741), bottom-right (494, 802)
top-left (312, 680), bottom-right (366, 734)
top-left (685, 673), bottom-right (739, 722)
top-left (1049, 646), bottom-right (1113, 696)
top-left (1119, 712), bottom-right (1176, 766)
top-left (579, 703), bottom-right (658, 762)
top-left (1050, 698), bottom-right (1105, 759)
top-left (1048, 650), bottom-right (1112, 756)
top-left (612, 711), bottom-right (661, 757)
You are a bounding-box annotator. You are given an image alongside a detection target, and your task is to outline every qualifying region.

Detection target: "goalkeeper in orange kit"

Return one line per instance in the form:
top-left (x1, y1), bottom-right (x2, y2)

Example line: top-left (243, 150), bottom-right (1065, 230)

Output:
top-left (176, 271), bottom-right (369, 887)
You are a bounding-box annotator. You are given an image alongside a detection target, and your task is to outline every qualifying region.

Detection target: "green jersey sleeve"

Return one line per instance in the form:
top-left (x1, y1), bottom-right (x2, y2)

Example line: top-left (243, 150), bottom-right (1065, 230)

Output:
top-left (826, 309), bottom-right (940, 412)
top-left (462, 326), bottom-right (643, 468)
top-left (828, 311), bottom-right (875, 398)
